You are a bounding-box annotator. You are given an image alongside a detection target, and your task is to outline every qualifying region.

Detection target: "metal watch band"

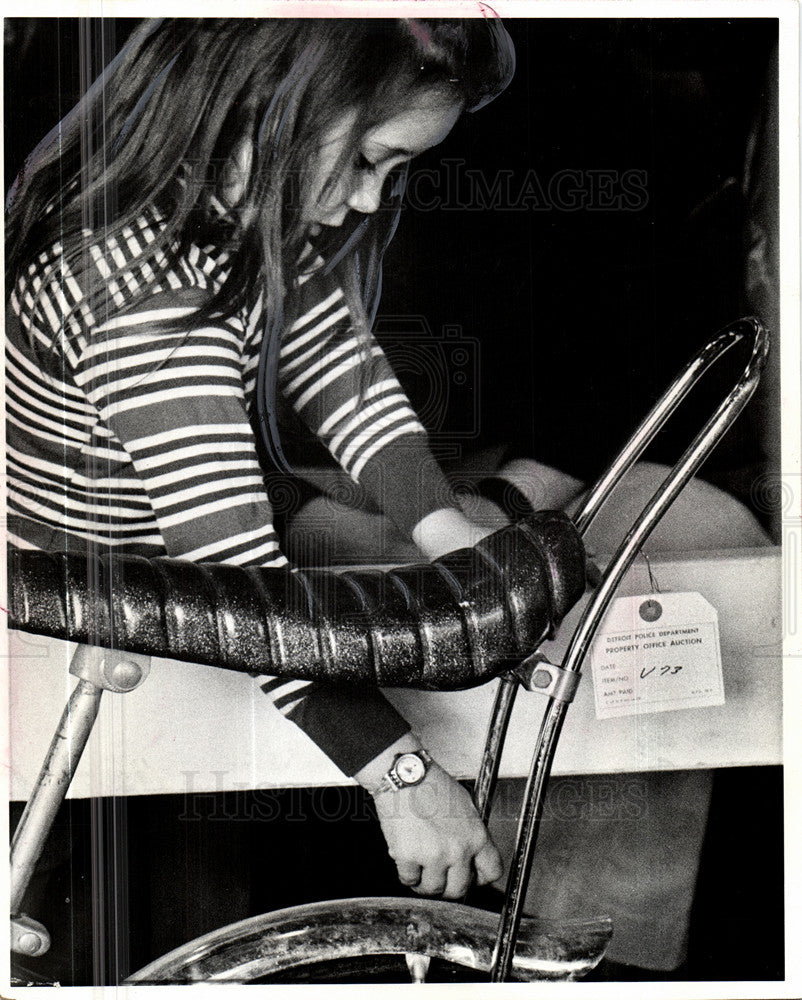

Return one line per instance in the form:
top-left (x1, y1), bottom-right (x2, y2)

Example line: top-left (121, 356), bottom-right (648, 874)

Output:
top-left (374, 749), bottom-right (432, 796)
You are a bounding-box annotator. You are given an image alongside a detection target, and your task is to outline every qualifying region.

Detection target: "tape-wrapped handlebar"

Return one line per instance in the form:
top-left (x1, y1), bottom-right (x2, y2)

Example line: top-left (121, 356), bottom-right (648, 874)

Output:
top-left (7, 511), bottom-right (585, 691)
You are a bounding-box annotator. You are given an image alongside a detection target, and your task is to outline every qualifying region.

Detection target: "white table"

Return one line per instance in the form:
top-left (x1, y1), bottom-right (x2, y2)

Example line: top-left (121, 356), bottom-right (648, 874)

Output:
top-left (8, 546), bottom-right (783, 801)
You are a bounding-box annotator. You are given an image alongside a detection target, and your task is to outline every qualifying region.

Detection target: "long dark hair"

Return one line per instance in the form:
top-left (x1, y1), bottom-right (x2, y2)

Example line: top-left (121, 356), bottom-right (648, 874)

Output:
top-left (6, 17), bottom-right (515, 466)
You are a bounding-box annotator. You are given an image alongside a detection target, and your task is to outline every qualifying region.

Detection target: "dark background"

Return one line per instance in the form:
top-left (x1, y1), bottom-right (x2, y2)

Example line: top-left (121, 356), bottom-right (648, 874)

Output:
top-left (6, 17), bottom-right (783, 986)
top-left (380, 18), bottom-right (779, 509)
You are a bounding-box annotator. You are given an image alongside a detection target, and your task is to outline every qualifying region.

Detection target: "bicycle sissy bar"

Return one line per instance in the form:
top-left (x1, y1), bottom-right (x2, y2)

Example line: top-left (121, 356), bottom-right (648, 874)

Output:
top-left (473, 316), bottom-right (768, 981)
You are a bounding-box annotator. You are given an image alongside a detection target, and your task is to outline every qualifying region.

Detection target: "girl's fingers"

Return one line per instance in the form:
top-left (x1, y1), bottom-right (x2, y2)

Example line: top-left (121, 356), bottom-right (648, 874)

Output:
top-left (414, 866), bottom-right (448, 897)
top-left (443, 861), bottom-right (473, 900)
top-left (473, 842), bottom-right (504, 886)
top-left (396, 862), bottom-right (423, 887)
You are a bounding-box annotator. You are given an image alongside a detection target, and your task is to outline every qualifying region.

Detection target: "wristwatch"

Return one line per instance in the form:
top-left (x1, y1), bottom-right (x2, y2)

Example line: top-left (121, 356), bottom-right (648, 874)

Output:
top-left (374, 749), bottom-right (433, 795)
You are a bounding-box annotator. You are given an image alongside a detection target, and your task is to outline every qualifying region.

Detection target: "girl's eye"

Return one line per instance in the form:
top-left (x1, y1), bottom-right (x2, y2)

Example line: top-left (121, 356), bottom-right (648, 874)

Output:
top-left (355, 152), bottom-right (378, 174)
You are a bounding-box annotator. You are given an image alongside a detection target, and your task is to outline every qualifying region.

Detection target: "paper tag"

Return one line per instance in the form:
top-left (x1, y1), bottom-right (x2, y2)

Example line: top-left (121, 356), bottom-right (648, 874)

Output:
top-left (589, 592), bottom-right (724, 719)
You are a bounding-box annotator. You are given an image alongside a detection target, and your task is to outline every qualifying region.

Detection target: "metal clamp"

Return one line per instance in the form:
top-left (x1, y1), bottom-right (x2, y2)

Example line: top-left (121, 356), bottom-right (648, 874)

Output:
top-left (515, 653), bottom-right (581, 704)
top-left (69, 644), bottom-right (151, 693)
top-left (11, 915), bottom-right (51, 958)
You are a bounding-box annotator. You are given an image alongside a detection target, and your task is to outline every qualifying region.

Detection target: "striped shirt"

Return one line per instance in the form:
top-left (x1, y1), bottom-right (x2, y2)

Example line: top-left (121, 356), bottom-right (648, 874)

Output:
top-left (6, 204), bottom-right (455, 773)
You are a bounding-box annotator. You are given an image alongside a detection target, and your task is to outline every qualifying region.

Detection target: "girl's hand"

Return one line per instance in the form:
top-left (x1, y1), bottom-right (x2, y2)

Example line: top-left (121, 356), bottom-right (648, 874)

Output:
top-left (355, 735), bottom-right (503, 898)
top-left (411, 507), bottom-right (505, 561)
top-left (371, 762), bottom-right (504, 898)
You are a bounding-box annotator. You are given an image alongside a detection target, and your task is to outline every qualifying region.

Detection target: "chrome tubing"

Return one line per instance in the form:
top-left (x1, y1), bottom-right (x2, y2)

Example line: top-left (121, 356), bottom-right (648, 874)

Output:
top-left (489, 317), bottom-right (769, 982)
top-left (10, 645), bottom-right (149, 947)
top-left (574, 318), bottom-right (768, 538)
top-left (472, 318), bottom-right (768, 875)
top-left (10, 679), bottom-right (103, 914)
top-left (565, 320), bottom-right (768, 672)
top-left (472, 673), bottom-right (520, 823)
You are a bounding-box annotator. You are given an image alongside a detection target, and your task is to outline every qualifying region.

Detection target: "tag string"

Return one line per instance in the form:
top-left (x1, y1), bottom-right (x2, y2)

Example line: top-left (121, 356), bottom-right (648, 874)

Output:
top-left (640, 549), bottom-right (662, 594)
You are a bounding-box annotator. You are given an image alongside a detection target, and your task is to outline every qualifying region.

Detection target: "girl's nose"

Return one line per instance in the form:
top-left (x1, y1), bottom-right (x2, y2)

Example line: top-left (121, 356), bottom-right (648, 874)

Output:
top-left (347, 173), bottom-right (383, 215)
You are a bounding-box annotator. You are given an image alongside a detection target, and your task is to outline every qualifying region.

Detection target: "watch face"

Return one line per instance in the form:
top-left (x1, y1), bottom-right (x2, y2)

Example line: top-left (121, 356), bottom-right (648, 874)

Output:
top-left (395, 753), bottom-right (426, 785)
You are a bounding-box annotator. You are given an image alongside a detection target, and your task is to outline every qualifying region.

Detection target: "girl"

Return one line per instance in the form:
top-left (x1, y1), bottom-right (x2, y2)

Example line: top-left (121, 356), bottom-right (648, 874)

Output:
top-left (6, 18), bottom-right (517, 904)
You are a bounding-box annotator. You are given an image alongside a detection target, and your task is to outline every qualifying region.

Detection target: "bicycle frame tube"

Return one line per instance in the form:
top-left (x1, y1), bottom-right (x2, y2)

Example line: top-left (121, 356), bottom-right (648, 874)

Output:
top-left (487, 317), bottom-right (769, 981)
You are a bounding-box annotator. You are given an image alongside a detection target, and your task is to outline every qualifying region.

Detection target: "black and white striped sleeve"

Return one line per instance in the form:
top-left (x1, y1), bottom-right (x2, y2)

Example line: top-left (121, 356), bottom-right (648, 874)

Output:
top-left (280, 269), bottom-right (460, 534)
top-left (71, 293), bottom-right (286, 567)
